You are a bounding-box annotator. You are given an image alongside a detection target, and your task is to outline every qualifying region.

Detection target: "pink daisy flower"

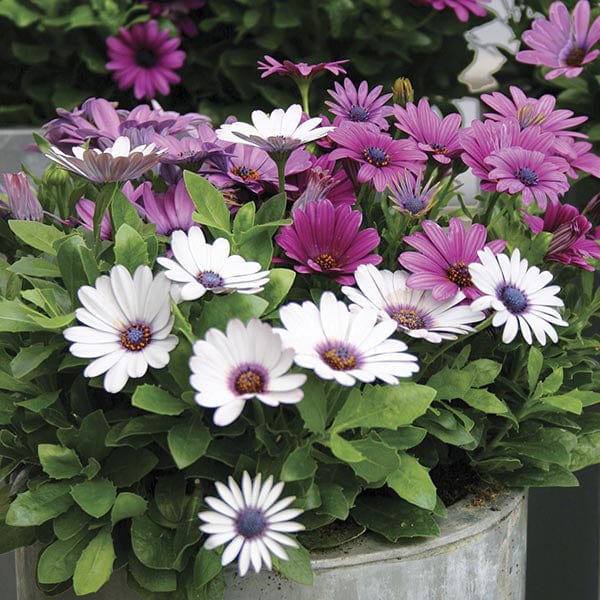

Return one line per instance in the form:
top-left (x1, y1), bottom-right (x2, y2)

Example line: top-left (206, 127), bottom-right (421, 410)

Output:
top-left (393, 98), bottom-right (462, 164)
top-left (480, 85), bottom-right (588, 138)
top-left (522, 201), bottom-right (600, 271)
top-left (398, 218), bottom-right (506, 301)
top-left (553, 137), bottom-right (600, 179)
top-left (325, 78), bottom-right (394, 131)
top-left (388, 170), bottom-right (440, 217)
top-left (328, 123), bottom-right (427, 192)
top-left (106, 20), bottom-right (186, 100)
top-left (275, 200), bottom-right (382, 285)
top-left (138, 179), bottom-right (195, 235)
top-left (412, 0), bottom-right (489, 22)
top-left (257, 56), bottom-right (349, 80)
top-left (516, 0), bottom-right (600, 80)
top-left (484, 147), bottom-right (570, 209)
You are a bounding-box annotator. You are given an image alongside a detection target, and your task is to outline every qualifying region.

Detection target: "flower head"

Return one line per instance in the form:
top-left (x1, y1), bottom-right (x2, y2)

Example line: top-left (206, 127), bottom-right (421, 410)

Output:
top-left (275, 200), bottom-right (382, 285)
top-left (517, 0), bottom-right (600, 80)
top-left (216, 105), bottom-right (334, 155)
top-left (63, 265), bottom-right (178, 393)
top-left (342, 265), bottom-right (485, 343)
top-left (1, 172), bottom-right (43, 221)
top-left (388, 170), bottom-right (440, 217)
top-left (399, 218), bottom-right (506, 301)
top-left (276, 292), bottom-right (419, 386)
top-left (329, 123), bottom-right (427, 192)
top-left (198, 472), bottom-right (304, 576)
top-left (522, 201), bottom-right (600, 271)
top-left (137, 179), bottom-right (195, 236)
top-left (393, 98), bottom-right (462, 164)
top-left (485, 147), bottom-right (570, 209)
top-left (158, 227), bottom-right (270, 301)
top-left (258, 56), bottom-right (349, 80)
top-left (106, 20), bottom-right (186, 100)
top-left (469, 248), bottom-right (567, 345)
top-left (413, 0), bottom-right (489, 22)
top-left (142, 0), bottom-right (205, 37)
top-left (45, 136), bottom-right (163, 183)
top-left (326, 78), bottom-right (394, 131)
top-left (190, 319), bottom-right (306, 425)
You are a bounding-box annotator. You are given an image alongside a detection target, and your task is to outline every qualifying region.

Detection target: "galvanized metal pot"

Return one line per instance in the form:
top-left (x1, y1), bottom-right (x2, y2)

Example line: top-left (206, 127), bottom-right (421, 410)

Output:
top-left (16, 490), bottom-right (527, 600)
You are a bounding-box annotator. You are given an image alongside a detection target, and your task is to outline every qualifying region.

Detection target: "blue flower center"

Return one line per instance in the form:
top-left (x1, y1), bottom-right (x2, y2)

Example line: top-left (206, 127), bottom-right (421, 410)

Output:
top-left (136, 48), bottom-right (158, 68)
top-left (499, 285), bottom-right (528, 314)
top-left (197, 271), bottom-right (224, 289)
top-left (321, 345), bottom-right (358, 371)
top-left (431, 143), bottom-right (448, 155)
top-left (403, 196), bottom-right (425, 215)
top-left (120, 324), bottom-right (151, 351)
top-left (236, 508), bottom-right (267, 539)
top-left (515, 167), bottom-right (539, 187)
top-left (349, 105), bottom-right (369, 122)
top-left (390, 308), bottom-right (426, 330)
top-left (232, 165), bottom-right (260, 181)
top-left (362, 146), bottom-right (389, 167)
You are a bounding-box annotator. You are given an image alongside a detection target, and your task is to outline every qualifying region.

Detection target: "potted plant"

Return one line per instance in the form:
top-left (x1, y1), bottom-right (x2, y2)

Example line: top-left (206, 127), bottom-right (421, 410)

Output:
top-left (2, 3), bottom-right (600, 597)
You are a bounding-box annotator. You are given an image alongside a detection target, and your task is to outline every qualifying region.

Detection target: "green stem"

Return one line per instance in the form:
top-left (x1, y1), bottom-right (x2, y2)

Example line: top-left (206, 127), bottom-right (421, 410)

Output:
top-left (297, 79), bottom-right (311, 116)
top-left (276, 157), bottom-right (287, 199)
top-left (480, 191), bottom-right (500, 227)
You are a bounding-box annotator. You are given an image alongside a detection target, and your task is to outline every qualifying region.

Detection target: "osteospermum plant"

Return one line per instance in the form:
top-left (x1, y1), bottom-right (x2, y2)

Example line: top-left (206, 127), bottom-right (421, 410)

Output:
top-left (0, 51), bottom-right (600, 600)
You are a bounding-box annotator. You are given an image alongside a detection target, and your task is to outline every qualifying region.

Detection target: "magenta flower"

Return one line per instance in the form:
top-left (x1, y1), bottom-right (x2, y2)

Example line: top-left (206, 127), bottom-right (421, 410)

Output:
top-left (522, 201), bottom-right (600, 270)
top-left (459, 118), bottom-right (557, 190)
top-left (481, 85), bottom-right (588, 138)
top-left (412, 0), bottom-right (489, 22)
top-left (393, 98), bottom-right (462, 164)
top-left (1, 172), bottom-right (43, 221)
top-left (554, 137), bottom-right (600, 179)
top-left (142, 1), bottom-right (205, 37)
top-left (139, 179), bottom-right (195, 235)
top-left (106, 20), bottom-right (186, 100)
top-left (329, 123), bottom-right (427, 192)
top-left (326, 78), bottom-right (394, 131)
top-left (517, 0), bottom-right (600, 80)
top-left (484, 147), bottom-right (570, 209)
top-left (275, 200), bottom-right (382, 285)
top-left (257, 56), bottom-right (349, 80)
top-left (399, 218), bottom-right (506, 301)
top-left (388, 170), bottom-right (440, 217)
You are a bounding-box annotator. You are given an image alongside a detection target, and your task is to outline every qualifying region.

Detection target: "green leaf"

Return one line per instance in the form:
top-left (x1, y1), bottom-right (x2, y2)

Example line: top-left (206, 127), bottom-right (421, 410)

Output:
top-left (534, 367), bottom-right (563, 398)
top-left (77, 410), bottom-right (111, 460)
top-left (331, 383), bottom-right (436, 432)
top-left (155, 472), bottom-right (186, 522)
top-left (130, 554), bottom-right (177, 592)
top-left (501, 429), bottom-right (575, 467)
top-left (426, 367), bottom-right (473, 400)
top-left (37, 529), bottom-right (91, 584)
top-left (194, 294), bottom-right (268, 337)
top-left (504, 464), bottom-right (579, 487)
top-left (11, 344), bottom-right (57, 379)
top-left (38, 444), bottom-right (82, 480)
top-left (273, 544), bottom-right (313, 586)
top-left (540, 393), bottom-right (583, 415)
top-left (15, 391), bottom-right (59, 413)
top-left (295, 375), bottom-right (327, 435)
top-left (9, 257), bottom-right (61, 278)
top-left (102, 447), bottom-right (158, 487)
top-left (315, 483), bottom-right (349, 520)
top-left (280, 445), bottom-right (317, 481)
top-left (53, 506), bottom-right (90, 540)
top-left (167, 414), bottom-right (211, 469)
top-left (6, 482), bottom-right (73, 526)
top-left (8, 220), bottom-right (65, 255)
top-left (259, 268), bottom-right (295, 313)
top-left (329, 433), bottom-right (364, 463)
top-left (132, 384), bottom-right (187, 416)
top-left (300, 520), bottom-right (365, 550)
top-left (232, 201), bottom-right (256, 239)
top-left (70, 478), bottom-right (116, 518)
top-left (255, 192), bottom-right (286, 224)
top-left (527, 347), bottom-right (543, 392)
top-left (386, 453), bottom-right (437, 510)
top-left (0, 522), bottom-right (36, 554)
top-left (110, 190), bottom-right (143, 233)
top-left (571, 430), bottom-right (600, 471)
top-left (56, 235), bottom-right (100, 303)
top-left (352, 493), bottom-right (440, 541)
top-left (131, 515), bottom-right (176, 569)
top-left (190, 547), bottom-right (222, 589)
top-left (461, 359), bottom-right (502, 388)
top-left (114, 224), bottom-right (149, 273)
top-left (375, 427), bottom-right (427, 450)
top-left (93, 182), bottom-right (119, 241)
top-left (0, 299), bottom-right (43, 332)
top-left (111, 493), bottom-right (148, 525)
top-left (73, 527), bottom-right (116, 595)
top-left (462, 389), bottom-right (511, 415)
top-left (185, 171), bottom-right (231, 234)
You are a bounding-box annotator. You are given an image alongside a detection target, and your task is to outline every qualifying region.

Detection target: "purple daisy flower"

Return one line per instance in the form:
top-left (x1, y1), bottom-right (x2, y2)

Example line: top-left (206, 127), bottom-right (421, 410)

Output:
top-left (412, 0), bottom-right (489, 22)
top-left (275, 200), bottom-right (382, 285)
top-left (325, 78), bottom-right (394, 131)
top-left (328, 123), bottom-right (427, 193)
top-left (106, 20), bottom-right (186, 100)
top-left (399, 217), bottom-right (506, 301)
top-left (1, 172), bottom-right (43, 221)
top-left (393, 98), bottom-right (462, 164)
top-left (481, 85), bottom-right (588, 138)
top-left (484, 147), bottom-right (570, 209)
top-left (522, 201), bottom-right (600, 271)
top-left (516, 0), bottom-right (600, 80)
top-left (142, 1), bottom-right (205, 37)
top-left (257, 56), bottom-right (349, 80)
top-left (388, 170), bottom-right (440, 217)
top-left (554, 137), bottom-right (600, 179)
top-left (138, 179), bottom-right (195, 235)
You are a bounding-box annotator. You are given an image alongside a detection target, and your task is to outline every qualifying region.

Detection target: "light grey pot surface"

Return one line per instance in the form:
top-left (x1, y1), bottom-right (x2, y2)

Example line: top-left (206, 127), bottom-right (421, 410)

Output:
top-left (16, 490), bottom-right (527, 600)
top-left (0, 129), bottom-right (48, 176)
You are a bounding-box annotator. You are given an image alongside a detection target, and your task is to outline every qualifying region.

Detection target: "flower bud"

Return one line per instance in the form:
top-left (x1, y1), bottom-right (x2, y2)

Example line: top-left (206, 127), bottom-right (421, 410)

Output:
top-left (392, 77), bottom-right (414, 107)
top-left (1, 172), bottom-right (43, 221)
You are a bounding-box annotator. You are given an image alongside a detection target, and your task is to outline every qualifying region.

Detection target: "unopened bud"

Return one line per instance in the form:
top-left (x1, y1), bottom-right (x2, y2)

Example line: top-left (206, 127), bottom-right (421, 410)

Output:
top-left (1, 172), bottom-right (43, 221)
top-left (43, 163), bottom-right (71, 186)
top-left (392, 77), bottom-right (414, 107)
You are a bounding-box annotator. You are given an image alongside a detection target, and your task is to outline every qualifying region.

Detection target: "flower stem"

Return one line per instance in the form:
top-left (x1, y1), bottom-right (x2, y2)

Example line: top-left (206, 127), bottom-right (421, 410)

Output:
top-left (277, 158), bottom-right (287, 199)
top-left (297, 80), bottom-right (311, 115)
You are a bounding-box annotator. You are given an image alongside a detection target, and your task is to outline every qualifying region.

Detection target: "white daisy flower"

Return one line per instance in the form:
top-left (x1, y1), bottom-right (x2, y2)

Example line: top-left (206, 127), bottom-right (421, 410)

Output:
top-left (198, 472), bottom-right (304, 577)
top-left (341, 265), bottom-right (485, 343)
top-left (469, 247), bottom-right (568, 345)
top-left (190, 318), bottom-right (306, 426)
top-left (216, 104), bottom-right (334, 154)
top-left (157, 227), bottom-right (270, 302)
top-left (63, 265), bottom-right (178, 393)
top-left (45, 136), bottom-right (164, 183)
top-left (276, 291), bottom-right (419, 386)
